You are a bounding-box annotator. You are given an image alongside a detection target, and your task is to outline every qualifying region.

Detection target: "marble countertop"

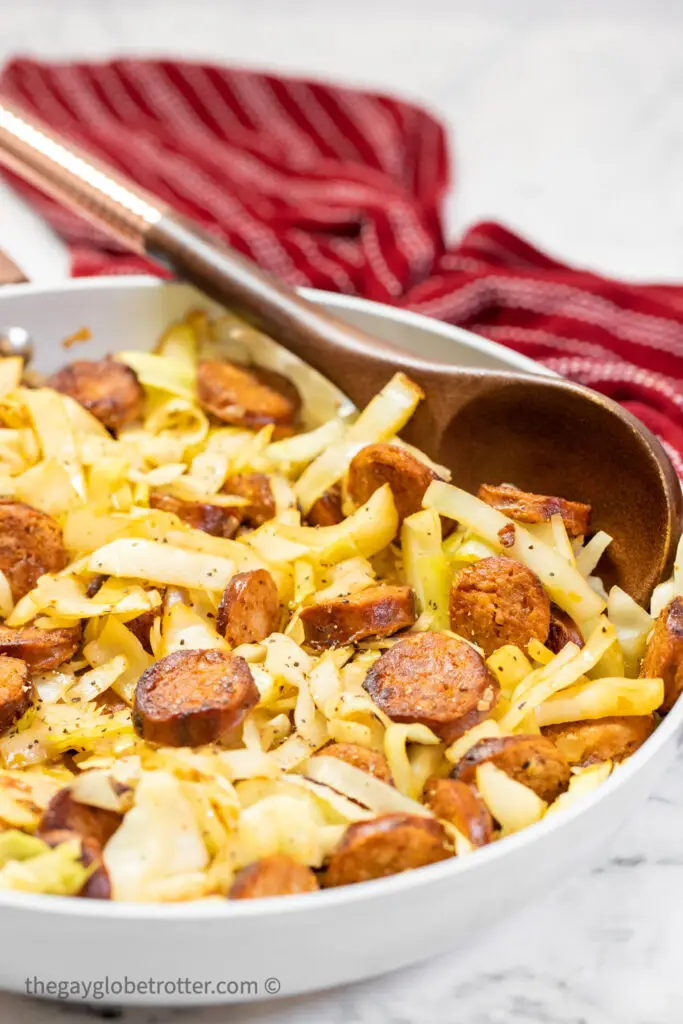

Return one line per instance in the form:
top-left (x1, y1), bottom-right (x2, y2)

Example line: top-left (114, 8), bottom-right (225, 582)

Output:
top-left (1, 2), bottom-right (683, 1021)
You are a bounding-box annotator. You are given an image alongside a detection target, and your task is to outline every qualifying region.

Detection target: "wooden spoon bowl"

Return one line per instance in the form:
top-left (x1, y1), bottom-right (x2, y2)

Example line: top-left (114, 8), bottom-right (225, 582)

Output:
top-left (1, 98), bottom-right (679, 606)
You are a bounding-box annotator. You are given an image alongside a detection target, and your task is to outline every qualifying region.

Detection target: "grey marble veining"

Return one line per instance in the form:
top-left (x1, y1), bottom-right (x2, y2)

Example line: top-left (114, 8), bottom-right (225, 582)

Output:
top-left (0, 2), bottom-right (682, 1021)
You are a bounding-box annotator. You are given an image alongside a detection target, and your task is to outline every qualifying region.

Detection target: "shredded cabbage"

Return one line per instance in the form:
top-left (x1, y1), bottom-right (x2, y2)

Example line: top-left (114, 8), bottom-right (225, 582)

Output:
top-left (401, 509), bottom-right (450, 629)
top-left (0, 837), bottom-right (91, 895)
top-left (475, 762), bottom-right (547, 835)
top-left (295, 372), bottom-right (424, 513)
top-left (0, 307), bottom-right (666, 902)
top-left (424, 481), bottom-right (606, 623)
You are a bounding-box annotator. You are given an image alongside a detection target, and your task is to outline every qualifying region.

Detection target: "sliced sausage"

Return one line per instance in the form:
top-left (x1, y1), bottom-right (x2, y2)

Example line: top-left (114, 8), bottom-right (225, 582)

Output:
top-left (323, 813), bottom-right (451, 887)
top-left (197, 360), bottom-right (300, 431)
top-left (149, 492), bottom-right (241, 539)
top-left (542, 716), bottom-right (655, 766)
top-left (315, 742), bottom-right (394, 785)
top-left (306, 484), bottom-right (344, 527)
top-left (47, 358), bottom-right (144, 432)
top-left (300, 585), bottom-right (416, 651)
top-left (0, 500), bottom-right (68, 602)
top-left (0, 623), bottom-right (81, 672)
top-left (85, 574), bottom-right (107, 599)
top-left (547, 605), bottom-right (584, 654)
top-left (477, 483), bottom-right (591, 538)
top-left (93, 690), bottom-right (129, 715)
top-left (228, 854), bottom-right (319, 899)
top-left (363, 632), bottom-right (498, 743)
top-left (347, 444), bottom-right (435, 526)
top-left (222, 473), bottom-right (275, 527)
top-left (639, 597), bottom-right (683, 713)
top-left (0, 655), bottom-right (33, 735)
top-left (449, 555), bottom-right (551, 657)
top-left (124, 608), bottom-right (160, 654)
top-left (216, 569), bottom-right (281, 646)
top-left (451, 734), bottom-right (571, 803)
top-left (132, 648), bottom-right (259, 747)
top-left (40, 828), bottom-right (111, 900)
top-left (37, 787), bottom-right (122, 850)
top-left (423, 777), bottom-right (493, 848)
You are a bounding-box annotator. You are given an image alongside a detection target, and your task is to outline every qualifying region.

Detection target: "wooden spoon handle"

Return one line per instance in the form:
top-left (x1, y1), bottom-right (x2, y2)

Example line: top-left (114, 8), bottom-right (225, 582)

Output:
top-left (0, 248), bottom-right (26, 285)
top-left (147, 214), bottom-right (416, 400)
top-left (0, 97), bottom-right (421, 407)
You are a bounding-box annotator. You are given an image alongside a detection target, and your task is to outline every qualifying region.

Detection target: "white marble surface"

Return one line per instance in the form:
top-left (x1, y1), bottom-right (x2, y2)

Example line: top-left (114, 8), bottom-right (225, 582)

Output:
top-left (1, 2), bottom-right (683, 1021)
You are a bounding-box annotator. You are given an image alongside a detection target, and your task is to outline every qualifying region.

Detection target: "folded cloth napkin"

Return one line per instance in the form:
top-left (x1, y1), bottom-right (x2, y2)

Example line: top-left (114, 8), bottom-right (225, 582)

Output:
top-left (3, 57), bottom-right (683, 471)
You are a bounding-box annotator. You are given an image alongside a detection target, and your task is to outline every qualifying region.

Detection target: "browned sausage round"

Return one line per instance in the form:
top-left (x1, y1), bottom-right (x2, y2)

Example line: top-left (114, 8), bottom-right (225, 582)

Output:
top-left (149, 492), bottom-right (241, 539)
top-left (300, 585), bottom-right (416, 651)
top-left (423, 777), bottom-right (493, 848)
top-left (347, 444), bottom-right (435, 526)
top-left (93, 690), bottom-right (129, 715)
top-left (0, 655), bottom-right (33, 735)
top-left (0, 623), bottom-right (81, 672)
top-left (222, 473), bottom-right (276, 527)
top-left (85, 574), bottom-right (107, 599)
top-left (451, 734), bottom-right (571, 803)
top-left (315, 742), bottom-right (394, 785)
top-left (323, 813), bottom-right (451, 887)
top-left (542, 716), bottom-right (655, 766)
top-left (132, 648), bottom-right (259, 747)
top-left (228, 854), bottom-right (319, 899)
top-left (37, 787), bottom-right (122, 850)
top-left (449, 555), bottom-right (551, 657)
top-left (547, 605), bottom-right (584, 654)
top-left (477, 483), bottom-right (591, 538)
top-left (197, 360), bottom-right (300, 431)
top-left (363, 632), bottom-right (498, 743)
top-left (0, 500), bottom-right (68, 602)
top-left (47, 358), bottom-right (144, 432)
top-left (306, 483), bottom-right (344, 527)
top-left (124, 608), bottom-right (160, 654)
top-left (639, 597), bottom-right (683, 713)
top-left (39, 828), bottom-right (112, 900)
top-left (216, 569), bottom-right (281, 646)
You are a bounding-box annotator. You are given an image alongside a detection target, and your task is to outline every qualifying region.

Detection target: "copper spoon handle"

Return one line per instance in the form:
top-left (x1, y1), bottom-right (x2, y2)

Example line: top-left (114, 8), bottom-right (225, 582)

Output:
top-left (0, 248), bottom-right (26, 285)
top-left (0, 98), bottom-right (435, 407)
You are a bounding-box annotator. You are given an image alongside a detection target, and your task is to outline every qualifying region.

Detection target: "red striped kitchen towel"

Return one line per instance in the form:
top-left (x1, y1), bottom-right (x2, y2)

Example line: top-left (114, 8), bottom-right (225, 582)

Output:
top-left (2, 58), bottom-right (683, 471)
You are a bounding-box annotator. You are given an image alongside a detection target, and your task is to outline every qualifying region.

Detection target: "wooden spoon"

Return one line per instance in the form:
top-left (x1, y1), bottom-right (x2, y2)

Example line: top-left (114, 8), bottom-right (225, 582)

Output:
top-left (0, 98), bottom-right (679, 604)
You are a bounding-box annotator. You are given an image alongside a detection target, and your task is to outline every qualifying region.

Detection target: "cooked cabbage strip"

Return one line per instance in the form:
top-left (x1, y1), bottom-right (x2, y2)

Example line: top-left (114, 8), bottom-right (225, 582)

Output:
top-left (444, 720), bottom-right (502, 764)
top-left (7, 575), bottom-right (161, 627)
top-left (265, 418), bottom-right (345, 466)
top-left (302, 756), bottom-right (432, 818)
top-left (401, 509), bottom-right (450, 629)
top-left (161, 602), bottom-right (229, 657)
top-left (21, 388), bottom-right (86, 499)
top-left (117, 351), bottom-right (196, 400)
top-left (384, 723), bottom-right (441, 799)
top-left (274, 484), bottom-right (398, 564)
top-left (0, 838), bottom-right (91, 895)
top-left (576, 531), bottom-right (612, 577)
top-left (607, 585), bottom-right (654, 676)
top-left (545, 762), bottom-right (612, 816)
top-left (64, 655), bottom-right (128, 704)
top-left (534, 676), bottom-right (663, 727)
top-left (295, 372), bottom-right (424, 512)
top-left (499, 620), bottom-right (618, 730)
top-left (86, 539), bottom-right (236, 592)
top-left (103, 772), bottom-right (208, 902)
top-left (83, 616), bottom-right (153, 705)
top-left (475, 762), bottom-right (547, 835)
